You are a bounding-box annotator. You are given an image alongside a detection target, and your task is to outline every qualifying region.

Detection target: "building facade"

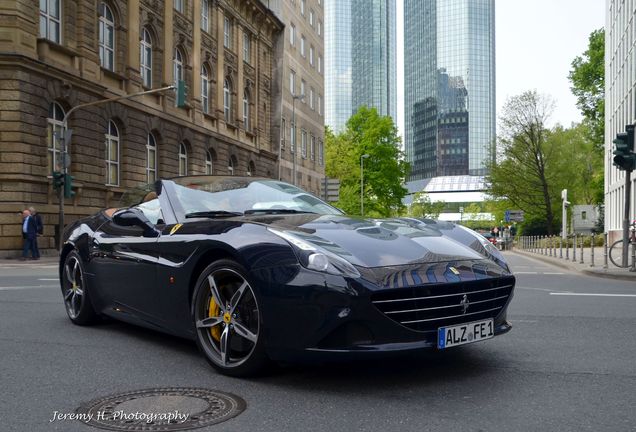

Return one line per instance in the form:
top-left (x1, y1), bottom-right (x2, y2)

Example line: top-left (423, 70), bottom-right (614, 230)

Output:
top-left (351, 0), bottom-right (397, 123)
top-left (605, 0), bottom-right (636, 239)
top-left (324, 0), bottom-right (396, 132)
top-left (0, 0), bottom-right (282, 257)
top-left (267, 0), bottom-right (326, 192)
top-left (324, 0), bottom-right (351, 132)
top-left (404, 0), bottom-right (495, 181)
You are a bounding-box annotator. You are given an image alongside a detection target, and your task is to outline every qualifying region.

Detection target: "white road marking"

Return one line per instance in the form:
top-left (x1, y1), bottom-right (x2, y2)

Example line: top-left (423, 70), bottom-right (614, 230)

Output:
top-left (544, 272), bottom-right (564, 275)
top-left (518, 287), bottom-right (572, 293)
top-left (515, 271), bottom-right (538, 274)
top-left (38, 278), bottom-right (59, 281)
top-left (0, 285), bottom-right (57, 291)
top-left (549, 292), bottom-right (636, 298)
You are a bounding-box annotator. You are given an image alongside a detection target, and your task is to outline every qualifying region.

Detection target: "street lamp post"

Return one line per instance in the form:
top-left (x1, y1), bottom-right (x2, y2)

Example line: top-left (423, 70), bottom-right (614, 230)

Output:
top-left (291, 94), bottom-right (304, 186)
top-left (360, 154), bottom-right (370, 216)
top-left (54, 85), bottom-right (176, 250)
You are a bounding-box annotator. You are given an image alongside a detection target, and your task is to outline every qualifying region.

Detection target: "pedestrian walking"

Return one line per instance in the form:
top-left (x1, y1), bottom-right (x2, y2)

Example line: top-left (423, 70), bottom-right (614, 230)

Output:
top-left (28, 206), bottom-right (43, 235)
top-left (21, 209), bottom-right (39, 260)
top-left (28, 206), bottom-right (43, 259)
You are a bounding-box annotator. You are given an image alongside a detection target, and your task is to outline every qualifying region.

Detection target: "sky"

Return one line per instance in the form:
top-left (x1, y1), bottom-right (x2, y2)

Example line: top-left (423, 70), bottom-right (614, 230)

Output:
top-left (396, 0), bottom-right (606, 138)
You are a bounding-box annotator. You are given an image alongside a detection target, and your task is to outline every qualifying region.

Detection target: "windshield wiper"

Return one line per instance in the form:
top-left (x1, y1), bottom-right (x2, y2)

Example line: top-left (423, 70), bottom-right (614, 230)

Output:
top-left (243, 209), bottom-right (317, 215)
top-left (185, 211), bottom-right (243, 219)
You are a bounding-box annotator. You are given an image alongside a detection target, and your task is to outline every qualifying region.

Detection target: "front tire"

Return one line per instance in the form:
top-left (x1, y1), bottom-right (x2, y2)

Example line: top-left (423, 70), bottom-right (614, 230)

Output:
top-left (192, 259), bottom-right (268, 377)
top-left (61, 251), bottom-right (98, 325)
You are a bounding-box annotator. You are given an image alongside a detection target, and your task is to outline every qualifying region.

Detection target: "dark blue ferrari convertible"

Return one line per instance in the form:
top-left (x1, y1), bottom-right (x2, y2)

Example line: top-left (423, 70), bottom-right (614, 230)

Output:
top-left (59, 176), bottom-right (515, 376)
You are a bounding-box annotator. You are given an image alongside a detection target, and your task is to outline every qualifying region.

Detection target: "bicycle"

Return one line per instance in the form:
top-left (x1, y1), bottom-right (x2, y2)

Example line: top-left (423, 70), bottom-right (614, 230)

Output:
top-left (608, 220), bottom-right (636, 268)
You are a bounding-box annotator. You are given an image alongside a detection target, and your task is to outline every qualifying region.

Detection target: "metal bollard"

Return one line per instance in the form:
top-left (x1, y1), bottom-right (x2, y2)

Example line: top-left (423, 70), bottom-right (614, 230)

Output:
top-left (548, 236), bottom-right (552, 256)
top-left (566, 235), bottom-right (570, 260)
top-left (631, 241), bottom-right (636, 272)
top-left (603, 233), bottom-right (608, 269)
top-left (590, 234), bottom-right (595, 267)
top-left (542, 236), bottom-right (546, 255)
top-left (553, 236), bottom-right (557, 257)
top-left (572, 234), bottom-right (577, 262)
top-left (559, 236), bottom-right (563, 259)
top-left (580, 235), bottom-right (584, 264)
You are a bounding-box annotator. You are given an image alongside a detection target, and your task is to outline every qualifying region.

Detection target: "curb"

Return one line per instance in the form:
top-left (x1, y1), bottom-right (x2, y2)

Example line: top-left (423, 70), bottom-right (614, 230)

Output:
top-left (508, 249), bottom-right (636, 282)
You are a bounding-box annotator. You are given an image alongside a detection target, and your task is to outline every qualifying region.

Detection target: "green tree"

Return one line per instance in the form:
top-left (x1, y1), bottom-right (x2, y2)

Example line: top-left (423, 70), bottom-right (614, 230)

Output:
top-left (569, 28), bottom-right (604, 149)
top-left (487, 91), bottom-right (560, 234)
top-left (408, 192), bottom-right (445, 219)
top-left (549, 123), bottom-right (603, 205)
top-left (325, 107), bottom-right (410, 216)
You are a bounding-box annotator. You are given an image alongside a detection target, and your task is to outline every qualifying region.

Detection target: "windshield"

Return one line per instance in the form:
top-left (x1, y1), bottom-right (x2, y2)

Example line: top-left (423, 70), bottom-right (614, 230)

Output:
top-left (170, 176), bottom-right (343, 216)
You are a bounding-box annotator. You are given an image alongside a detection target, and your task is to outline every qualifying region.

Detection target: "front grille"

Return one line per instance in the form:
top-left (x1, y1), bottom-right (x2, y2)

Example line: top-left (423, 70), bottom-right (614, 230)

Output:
top-left (371, 276), bottom-right (515, 332)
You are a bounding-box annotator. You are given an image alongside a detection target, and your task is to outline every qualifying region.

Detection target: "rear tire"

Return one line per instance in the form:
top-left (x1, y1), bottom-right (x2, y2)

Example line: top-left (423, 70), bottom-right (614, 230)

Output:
top-left (61, 251), bottom-right (98, 325)
top-left (192, 259), bottom-right (269, 377)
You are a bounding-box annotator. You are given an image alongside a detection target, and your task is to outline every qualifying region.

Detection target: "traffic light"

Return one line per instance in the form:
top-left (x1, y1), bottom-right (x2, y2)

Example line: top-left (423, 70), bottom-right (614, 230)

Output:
top-left (63, 173), bottom-right (75, 198)
top-left (175, 80), bottom-right (187, 108)
top-left (613, 125), bottom-right (636, 171)
top-left (52, 171), bottom-right (64, 189)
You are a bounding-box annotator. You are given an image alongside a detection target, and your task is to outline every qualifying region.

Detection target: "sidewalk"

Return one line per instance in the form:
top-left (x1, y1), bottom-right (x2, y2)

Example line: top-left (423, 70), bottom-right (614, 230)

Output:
top-left (509, 248), bottom-right (636, 281)
top-left (0, 256), bottom-right (59, 268)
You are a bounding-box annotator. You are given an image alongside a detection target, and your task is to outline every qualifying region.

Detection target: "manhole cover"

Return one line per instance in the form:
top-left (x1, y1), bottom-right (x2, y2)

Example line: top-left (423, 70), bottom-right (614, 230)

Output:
top-left (75, 387), bottom-right (246, 431)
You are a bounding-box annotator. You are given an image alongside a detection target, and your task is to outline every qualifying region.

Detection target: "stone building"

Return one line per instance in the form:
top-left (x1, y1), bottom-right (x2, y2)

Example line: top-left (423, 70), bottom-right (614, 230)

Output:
top-left (266, 0), bottom-right (325, 192)
top-left (0, 0), bottom-right (283, 257)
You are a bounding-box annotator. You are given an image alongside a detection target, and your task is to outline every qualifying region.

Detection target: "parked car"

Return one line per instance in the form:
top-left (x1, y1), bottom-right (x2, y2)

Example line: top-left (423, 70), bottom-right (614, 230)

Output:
top-left (59, 176), bottom-right (515, 376)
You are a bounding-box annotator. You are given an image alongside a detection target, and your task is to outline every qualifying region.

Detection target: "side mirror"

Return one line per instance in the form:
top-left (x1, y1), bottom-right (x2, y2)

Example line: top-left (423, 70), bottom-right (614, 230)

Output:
top-left (113, 208), bottom-right (160, 237)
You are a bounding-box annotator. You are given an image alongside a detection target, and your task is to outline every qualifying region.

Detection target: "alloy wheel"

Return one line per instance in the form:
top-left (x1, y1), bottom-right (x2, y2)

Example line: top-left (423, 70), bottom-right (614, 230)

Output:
top-left (63, 255), bottom-right (84, 319)
top-left (195, 268), bottom-right (260, 369)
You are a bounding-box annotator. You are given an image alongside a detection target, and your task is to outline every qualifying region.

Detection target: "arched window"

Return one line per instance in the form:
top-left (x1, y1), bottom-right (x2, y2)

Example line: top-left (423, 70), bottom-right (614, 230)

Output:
top-left (173, 48), bottom-right (185, 107)
top-left (178, 143), bottom-right (188, 176)
top-left (174, 48), bottom-right (184, 86)
top-left (201, 65), bottom-right (210, 114)
top-left (47, 102), bottom-right (65, 174)
top-left (205, 149), bottom-right (214, 174)
top-left (140, 28), bottom-right (152, 88)
top-left (99, 3), bottom-right (115, 71)
top-left (228, 155), bottom-right (236, 176)
top-left (223, 78), bottom-right (232, 122)
top-left (105, 121), bottom-right (119, 186)
top-left (243, 88), bottom-right (250, 131)
top-left (247, 161), bottom-right (256, 177)
top-left (146, 133), bottom-right (157, 184)
top-left (39, 0), bottom-right (61, 43)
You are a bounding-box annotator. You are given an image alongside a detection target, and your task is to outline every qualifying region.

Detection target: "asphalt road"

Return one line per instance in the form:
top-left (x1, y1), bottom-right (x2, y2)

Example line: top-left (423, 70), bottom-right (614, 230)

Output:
top-left (1, 252), bottom-right (635, 432)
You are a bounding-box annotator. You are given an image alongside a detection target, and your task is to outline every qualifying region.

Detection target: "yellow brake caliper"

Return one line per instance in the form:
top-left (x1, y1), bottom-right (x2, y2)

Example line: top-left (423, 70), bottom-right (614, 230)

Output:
top-left (208, 297), bottom-right (221, 341)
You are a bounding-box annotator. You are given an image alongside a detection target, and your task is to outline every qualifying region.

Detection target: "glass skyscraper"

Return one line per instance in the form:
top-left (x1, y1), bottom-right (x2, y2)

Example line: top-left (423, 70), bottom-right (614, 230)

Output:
top-left (325, 0), bottom-right (397, 132)
top-left (404, 0), bottom-right (495, 180)
top-left (324, 0), bottom-right (352, 132)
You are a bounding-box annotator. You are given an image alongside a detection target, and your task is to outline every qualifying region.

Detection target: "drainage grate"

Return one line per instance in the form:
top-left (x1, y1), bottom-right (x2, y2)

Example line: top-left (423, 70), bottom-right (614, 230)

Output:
top-left (75, 387), bottom-right (246, 431)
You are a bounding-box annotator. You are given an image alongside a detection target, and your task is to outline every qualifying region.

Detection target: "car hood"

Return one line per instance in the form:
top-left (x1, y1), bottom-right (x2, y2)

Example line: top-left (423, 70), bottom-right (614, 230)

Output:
top-left (246, 214), bottom-right (507, 270)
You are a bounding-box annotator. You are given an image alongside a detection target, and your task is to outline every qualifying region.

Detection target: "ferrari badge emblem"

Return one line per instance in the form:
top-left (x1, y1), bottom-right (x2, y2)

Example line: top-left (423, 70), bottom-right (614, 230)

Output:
top-left (169, 224), bottom-right (183, 235)
top-left (449, 266), bottom-right (460, 275)
top-left (460, 294), bottom-right (470, 314)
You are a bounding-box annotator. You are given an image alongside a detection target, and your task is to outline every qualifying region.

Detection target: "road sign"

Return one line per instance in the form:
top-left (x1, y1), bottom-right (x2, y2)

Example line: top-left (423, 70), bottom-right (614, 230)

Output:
top-left (505, 210), bottom-right (524, 222)
top-left (322, 177), bottom-right (340, 202)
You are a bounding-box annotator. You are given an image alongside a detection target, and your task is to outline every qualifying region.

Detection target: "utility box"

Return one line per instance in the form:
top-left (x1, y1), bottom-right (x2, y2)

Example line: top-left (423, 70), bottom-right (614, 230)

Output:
top-left (572, 205), bottom-right (598, 234)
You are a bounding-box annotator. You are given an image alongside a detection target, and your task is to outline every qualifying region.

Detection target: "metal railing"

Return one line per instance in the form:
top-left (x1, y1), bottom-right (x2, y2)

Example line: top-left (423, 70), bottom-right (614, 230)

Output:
top-left (515, 233), bottom-right (636, 271)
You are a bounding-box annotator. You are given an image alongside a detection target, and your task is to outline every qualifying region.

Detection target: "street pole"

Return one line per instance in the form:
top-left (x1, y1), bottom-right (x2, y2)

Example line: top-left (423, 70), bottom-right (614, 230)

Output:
top-left (561, 189), bottom-right (569, 239)
top-left (622, 169), bottom-right (632, 267)
top-left (57, 132), bottom-right (66, 251)
top-left (56, 85), bottom-right (175, 250)
top-left (360, 154), bottom-right (369, 216)
top-left (291, 94), bottom-right (304, 186)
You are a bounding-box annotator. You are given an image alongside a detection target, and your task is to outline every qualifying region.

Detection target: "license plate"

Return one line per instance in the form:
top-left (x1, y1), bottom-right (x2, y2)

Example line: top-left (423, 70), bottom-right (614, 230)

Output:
top-left (437, 319), bottom-right (494, 349)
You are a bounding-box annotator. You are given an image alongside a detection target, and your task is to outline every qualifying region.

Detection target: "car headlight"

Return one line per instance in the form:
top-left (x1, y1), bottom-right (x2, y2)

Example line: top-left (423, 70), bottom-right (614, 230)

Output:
top-left (268, 228), bottom-right (360, 278)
